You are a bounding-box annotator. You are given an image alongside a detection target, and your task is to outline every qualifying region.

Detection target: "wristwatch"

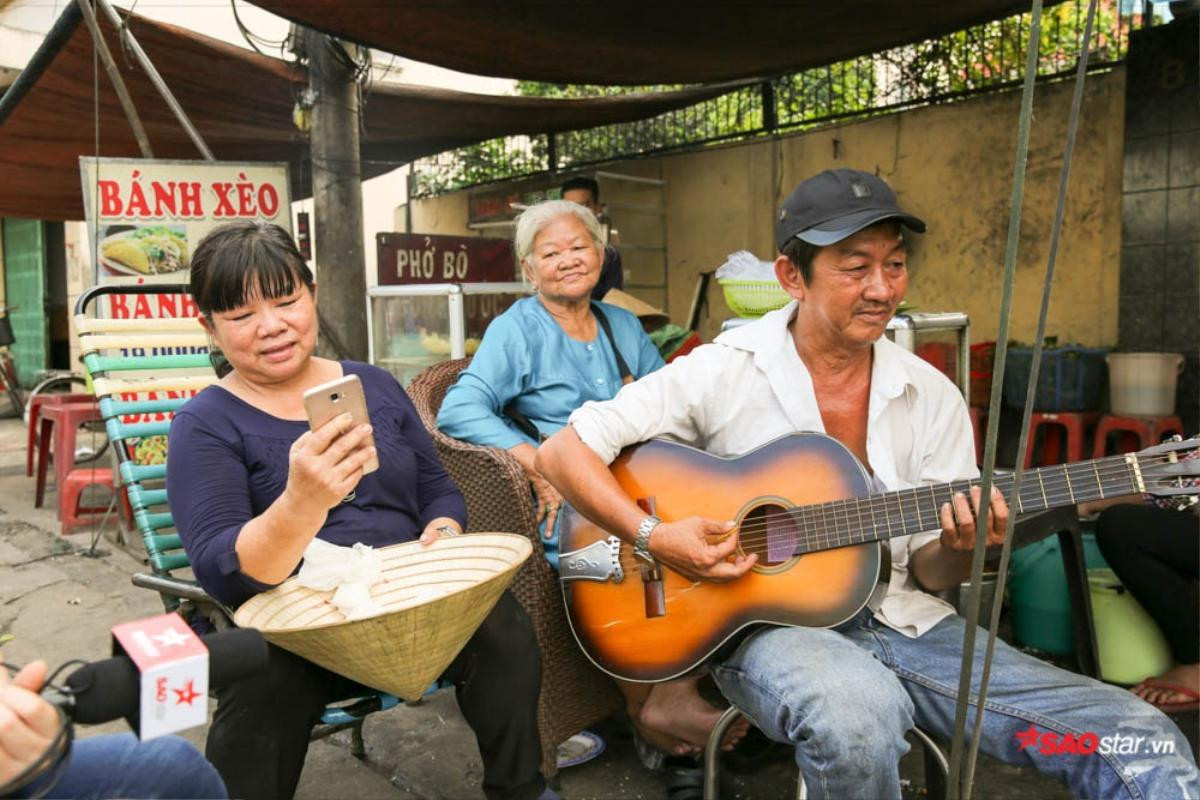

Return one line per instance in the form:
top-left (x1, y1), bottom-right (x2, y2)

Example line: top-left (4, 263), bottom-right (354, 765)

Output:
top-left (632, 515), bottom-right (661, 566)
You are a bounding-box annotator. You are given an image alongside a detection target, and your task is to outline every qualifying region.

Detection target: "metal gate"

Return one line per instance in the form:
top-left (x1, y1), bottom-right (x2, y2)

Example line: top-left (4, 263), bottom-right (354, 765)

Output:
top-left (1, 219), bottom-right (48, 387)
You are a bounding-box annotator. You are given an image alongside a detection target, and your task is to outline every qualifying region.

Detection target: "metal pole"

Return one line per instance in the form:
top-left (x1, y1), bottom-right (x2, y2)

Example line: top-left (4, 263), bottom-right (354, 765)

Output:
top-left (762, 80), bottom-right (777, 132)
top-left (405, 162), bottom-right (415, 233)
top-left (306, 28), bottom-right (368, 361)
top-left (74, 0), bottom-right (153, 158)
top-left (946, 1), bottom-right (1044, 797)
top-left (94, 0), bottom-right (214, 161)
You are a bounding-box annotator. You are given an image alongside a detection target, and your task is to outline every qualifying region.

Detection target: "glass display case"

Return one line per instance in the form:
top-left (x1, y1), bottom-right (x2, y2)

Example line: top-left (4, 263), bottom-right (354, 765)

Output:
top-left (367, 282), bottom-right (532, 387)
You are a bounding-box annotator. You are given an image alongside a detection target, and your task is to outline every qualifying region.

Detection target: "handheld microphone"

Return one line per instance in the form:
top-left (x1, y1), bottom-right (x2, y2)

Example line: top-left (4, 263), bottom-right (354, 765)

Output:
top-left (52, 627), bottom-right (267, 729)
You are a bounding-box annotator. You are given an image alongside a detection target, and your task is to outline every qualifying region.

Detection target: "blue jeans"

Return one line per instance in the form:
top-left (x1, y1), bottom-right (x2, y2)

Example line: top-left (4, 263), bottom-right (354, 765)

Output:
top-left (19, 733), bottom-right (227, 799)
top-left (711, 612), bottom-right (1199, 800)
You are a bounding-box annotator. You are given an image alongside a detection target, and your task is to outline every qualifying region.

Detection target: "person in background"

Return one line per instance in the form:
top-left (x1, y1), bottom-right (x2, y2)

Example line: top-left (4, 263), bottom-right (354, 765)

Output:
top-left (1082, 486), bottom-right (1198, 713)
top-left (437, 199), bottom-right (748, 766)
top-left (168, 221), bottom-right (552, 800)
top-left (1, 657), bottom-right (227, 799)
top-left (561, 176), bottom-right (624, 300)
top-left (535, 168), bottom-right (1199, 799)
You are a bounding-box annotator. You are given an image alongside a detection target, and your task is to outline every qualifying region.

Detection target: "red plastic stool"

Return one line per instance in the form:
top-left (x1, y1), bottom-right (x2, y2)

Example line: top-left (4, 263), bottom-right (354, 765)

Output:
top-left (27, 392), bottom-right (92, 477)
top-left (35, 400), bottom-right (102, 508)
top-left (1024, 411), bottom-right (1100, 468)
top-left (969, 406), bottom-right (987, 465)
top-left (1092, 414), bottom-right (1184, 458)
top-left (58, 466), bottom-right (125, 535)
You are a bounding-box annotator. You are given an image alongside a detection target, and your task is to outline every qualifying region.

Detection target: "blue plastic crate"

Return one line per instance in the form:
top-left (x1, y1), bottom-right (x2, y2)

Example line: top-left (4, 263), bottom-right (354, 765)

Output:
top-left (1002, 346), bottom-right (1108, 411)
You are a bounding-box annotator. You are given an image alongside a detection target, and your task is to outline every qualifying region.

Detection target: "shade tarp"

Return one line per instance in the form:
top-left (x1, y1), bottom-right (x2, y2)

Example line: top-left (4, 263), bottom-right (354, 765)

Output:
top-left (248, 0), bottom-right (1058, 85)
top-left (0, 4), bottom-right (748, 220)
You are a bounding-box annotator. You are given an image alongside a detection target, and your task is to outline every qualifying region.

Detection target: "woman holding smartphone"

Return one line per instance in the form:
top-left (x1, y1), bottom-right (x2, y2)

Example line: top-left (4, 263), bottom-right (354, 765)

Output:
top-left (167, 221), bottom-right (553, 800)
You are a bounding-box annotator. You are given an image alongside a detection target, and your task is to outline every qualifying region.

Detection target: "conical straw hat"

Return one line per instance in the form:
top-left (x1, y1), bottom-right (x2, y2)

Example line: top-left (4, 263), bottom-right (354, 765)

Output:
top-left (233, 533), bottom-right (532, 700)
top-left (602, 289), bottom-right (670, 330)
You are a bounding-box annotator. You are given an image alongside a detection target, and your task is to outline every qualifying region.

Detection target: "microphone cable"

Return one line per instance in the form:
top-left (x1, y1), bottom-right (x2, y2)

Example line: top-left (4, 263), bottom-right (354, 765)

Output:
top-left (0, 660), bottom-right (85, 800)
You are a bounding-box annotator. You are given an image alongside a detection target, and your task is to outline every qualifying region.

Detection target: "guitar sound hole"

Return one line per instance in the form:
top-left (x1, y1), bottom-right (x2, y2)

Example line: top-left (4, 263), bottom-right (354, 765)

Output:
top-left (741, 503), bottom-right (801, 566)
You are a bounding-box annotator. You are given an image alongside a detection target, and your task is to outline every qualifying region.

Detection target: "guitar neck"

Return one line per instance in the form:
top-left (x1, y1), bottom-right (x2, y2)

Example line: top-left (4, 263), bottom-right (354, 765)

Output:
top-left (791, 452), bottom-right (1142, 554)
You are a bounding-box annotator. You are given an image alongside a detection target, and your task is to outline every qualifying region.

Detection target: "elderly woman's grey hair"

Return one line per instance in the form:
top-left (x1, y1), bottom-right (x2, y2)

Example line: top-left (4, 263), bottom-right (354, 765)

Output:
top-left (513, 199), bottom-right (605, 268)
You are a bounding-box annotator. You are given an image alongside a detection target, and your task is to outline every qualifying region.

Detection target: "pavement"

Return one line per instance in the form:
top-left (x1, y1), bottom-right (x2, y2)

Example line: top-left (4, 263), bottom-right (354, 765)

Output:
top-left (0, 414), bottom-right (1191, 799)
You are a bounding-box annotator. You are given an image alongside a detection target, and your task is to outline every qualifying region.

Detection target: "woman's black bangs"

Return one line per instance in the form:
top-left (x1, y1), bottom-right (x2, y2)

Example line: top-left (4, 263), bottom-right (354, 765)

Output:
top-left (203, 235), bottom-right (303, 314)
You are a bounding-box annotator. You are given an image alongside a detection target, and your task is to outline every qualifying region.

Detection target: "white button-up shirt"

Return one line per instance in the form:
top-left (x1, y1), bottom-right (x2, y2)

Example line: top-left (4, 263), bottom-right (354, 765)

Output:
top-left (568, 301), bottom-right (979, 637)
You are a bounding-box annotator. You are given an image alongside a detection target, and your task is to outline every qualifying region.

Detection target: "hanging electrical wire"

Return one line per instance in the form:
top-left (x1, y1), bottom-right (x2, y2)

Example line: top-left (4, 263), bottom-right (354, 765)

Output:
top-left (229, 0), bottom-right (287, 58)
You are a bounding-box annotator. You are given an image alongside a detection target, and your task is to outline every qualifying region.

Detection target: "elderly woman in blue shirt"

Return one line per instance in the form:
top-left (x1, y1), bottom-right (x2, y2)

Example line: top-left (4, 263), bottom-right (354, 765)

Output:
top-left (438, 199), bottom-right (662, 566)
top-left (438, 199), bottom-right (746, 763)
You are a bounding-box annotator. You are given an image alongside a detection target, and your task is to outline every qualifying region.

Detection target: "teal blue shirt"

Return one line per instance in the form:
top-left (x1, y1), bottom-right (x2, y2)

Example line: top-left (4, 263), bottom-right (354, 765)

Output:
top-left (438, 296), bottom-right (664, 449)
top-left (437, 297), bottom-right (663, 566)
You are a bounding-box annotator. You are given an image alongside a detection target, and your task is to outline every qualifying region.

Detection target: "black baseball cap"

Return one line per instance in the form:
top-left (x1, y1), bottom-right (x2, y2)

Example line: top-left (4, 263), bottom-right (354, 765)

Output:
top-left (775, 169), bottom-right (926, 250)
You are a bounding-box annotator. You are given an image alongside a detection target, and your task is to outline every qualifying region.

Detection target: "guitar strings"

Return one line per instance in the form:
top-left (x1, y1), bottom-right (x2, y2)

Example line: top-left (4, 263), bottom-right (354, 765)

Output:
top-left (721, 451), bottom-right (1190, 550)
top-left (598, 450), bottom-right (1194, 569)
top-left (600, 450), bottom-right (1194, 559)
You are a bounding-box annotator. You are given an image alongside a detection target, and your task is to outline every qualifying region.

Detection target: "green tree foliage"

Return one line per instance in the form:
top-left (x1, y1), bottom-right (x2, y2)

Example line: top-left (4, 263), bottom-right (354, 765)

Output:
top-left (414, 0), bottom-right (1136, 197)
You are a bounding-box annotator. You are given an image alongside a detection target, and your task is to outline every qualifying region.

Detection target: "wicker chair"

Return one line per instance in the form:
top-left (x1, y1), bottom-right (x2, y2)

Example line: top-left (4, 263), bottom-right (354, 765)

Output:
top-left (407, 358), bottom-right (624, 778)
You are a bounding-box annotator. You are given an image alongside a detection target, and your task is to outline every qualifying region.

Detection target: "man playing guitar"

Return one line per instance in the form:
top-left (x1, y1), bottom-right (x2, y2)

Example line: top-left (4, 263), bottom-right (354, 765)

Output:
top-left (536, 169), bottom-right (1199, 799)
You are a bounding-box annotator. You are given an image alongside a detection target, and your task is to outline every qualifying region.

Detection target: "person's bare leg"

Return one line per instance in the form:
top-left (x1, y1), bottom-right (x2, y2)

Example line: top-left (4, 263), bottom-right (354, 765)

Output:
top-left (1131, 663), bottom-right (1200, 706)
top-left (620, 677), bottom-right (750, 755)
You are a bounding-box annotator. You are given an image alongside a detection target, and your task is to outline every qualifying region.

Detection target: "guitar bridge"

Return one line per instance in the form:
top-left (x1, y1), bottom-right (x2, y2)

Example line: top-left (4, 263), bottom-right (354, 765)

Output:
top-left (559, 537), bottom-right (625, 584)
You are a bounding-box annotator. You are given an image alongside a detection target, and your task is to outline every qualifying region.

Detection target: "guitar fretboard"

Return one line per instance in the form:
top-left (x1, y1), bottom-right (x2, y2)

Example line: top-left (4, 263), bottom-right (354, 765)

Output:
top-left (782, 452), bottom-right (1139, 556)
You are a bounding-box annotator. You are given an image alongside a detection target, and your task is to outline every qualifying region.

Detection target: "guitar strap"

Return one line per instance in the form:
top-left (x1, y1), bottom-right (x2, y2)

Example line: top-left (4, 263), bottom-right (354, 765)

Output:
top-left (503, 303), bottom-right (634, 442)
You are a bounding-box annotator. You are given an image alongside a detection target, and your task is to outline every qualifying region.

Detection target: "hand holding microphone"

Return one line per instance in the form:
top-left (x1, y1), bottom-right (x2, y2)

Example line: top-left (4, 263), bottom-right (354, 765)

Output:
top-left (0, 623), bottom-right (265, 798)
top-left (0, 659), bottom-right (60, 789)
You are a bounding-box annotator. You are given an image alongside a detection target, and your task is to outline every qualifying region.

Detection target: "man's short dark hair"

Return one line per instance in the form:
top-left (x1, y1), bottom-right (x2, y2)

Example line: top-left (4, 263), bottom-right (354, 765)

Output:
top-left (779, 238), bottom-right (821, 285)
top-left (779, 219), bottom-right (911, 285)
top-left (561, 176), bottom-right (600, 202)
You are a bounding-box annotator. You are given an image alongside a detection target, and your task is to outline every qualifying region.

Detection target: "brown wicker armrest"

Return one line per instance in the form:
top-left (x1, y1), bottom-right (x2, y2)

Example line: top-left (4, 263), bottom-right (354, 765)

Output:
top-left (407, 359), bottom-right (624, 776)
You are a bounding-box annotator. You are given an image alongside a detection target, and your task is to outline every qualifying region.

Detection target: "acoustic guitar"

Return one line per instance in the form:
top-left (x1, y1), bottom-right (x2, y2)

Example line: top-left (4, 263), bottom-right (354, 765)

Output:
top-left (557, 432), bottom-right (1199, 682)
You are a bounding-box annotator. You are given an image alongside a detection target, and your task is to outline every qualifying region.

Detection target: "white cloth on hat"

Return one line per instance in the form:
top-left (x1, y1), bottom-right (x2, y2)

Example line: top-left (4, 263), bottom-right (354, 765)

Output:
top-left (297, 538), bottom-right (384, 620)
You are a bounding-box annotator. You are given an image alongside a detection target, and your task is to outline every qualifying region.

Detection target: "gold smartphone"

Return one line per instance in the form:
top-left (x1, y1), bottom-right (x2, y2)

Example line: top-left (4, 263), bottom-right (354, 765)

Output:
top-left (302, 374), bottom-right (379, 475)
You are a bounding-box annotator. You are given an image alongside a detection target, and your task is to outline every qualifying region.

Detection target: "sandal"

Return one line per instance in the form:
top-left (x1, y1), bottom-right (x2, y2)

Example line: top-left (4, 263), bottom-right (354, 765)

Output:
top-left (631, 723), bottom-right (667, 772)
top-left (663, 755), bottom-right (704, 800)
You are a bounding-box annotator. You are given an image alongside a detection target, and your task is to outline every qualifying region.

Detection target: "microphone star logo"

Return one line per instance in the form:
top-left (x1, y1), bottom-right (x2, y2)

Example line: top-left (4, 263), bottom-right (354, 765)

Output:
top-left (152, 628), bottom-right (193, 648)
top-left (173, 679), bottom-right (202, 706)
top-left (1014, 724), bottom-right (1039, 751)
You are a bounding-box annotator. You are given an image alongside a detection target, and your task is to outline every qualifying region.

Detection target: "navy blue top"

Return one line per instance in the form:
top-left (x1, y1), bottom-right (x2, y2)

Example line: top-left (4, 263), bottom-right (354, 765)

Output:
top-left (167, 361), bottom-right (467, 608)
top-left (590, 244), bottom-right (624, 300)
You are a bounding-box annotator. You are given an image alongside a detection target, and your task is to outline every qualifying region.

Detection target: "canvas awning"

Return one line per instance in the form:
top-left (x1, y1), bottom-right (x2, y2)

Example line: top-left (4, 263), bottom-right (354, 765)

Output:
top-left (248, 0), bottom-right (1058, 85)
top-left (0, 4), bottom-right (749, 220)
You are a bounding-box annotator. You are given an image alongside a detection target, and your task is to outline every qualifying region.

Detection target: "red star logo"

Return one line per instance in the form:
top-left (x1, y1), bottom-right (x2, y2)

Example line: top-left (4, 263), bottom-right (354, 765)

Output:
top-left (172, 679), bottom-right (202, 706)
top-left (1014, 724), bottom-right (1040, 751)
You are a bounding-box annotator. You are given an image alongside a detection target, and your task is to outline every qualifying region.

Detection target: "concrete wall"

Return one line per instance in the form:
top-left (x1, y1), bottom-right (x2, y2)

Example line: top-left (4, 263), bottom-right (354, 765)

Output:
top-left (411, 69), bottom-right (1127, 347)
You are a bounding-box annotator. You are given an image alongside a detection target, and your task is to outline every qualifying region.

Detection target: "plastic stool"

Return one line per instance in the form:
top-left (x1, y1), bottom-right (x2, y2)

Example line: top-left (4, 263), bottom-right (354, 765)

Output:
top-left (27, 393), bottom-right (93, 477)
top-left (1093, 414), bottom-right (1184, 458)
top-left (59, 466), bottom-right (120, 535)
top-left (1024, 411), bottom-right (1100, 468)
top-left (35, 400), bottom-right (102, 508)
